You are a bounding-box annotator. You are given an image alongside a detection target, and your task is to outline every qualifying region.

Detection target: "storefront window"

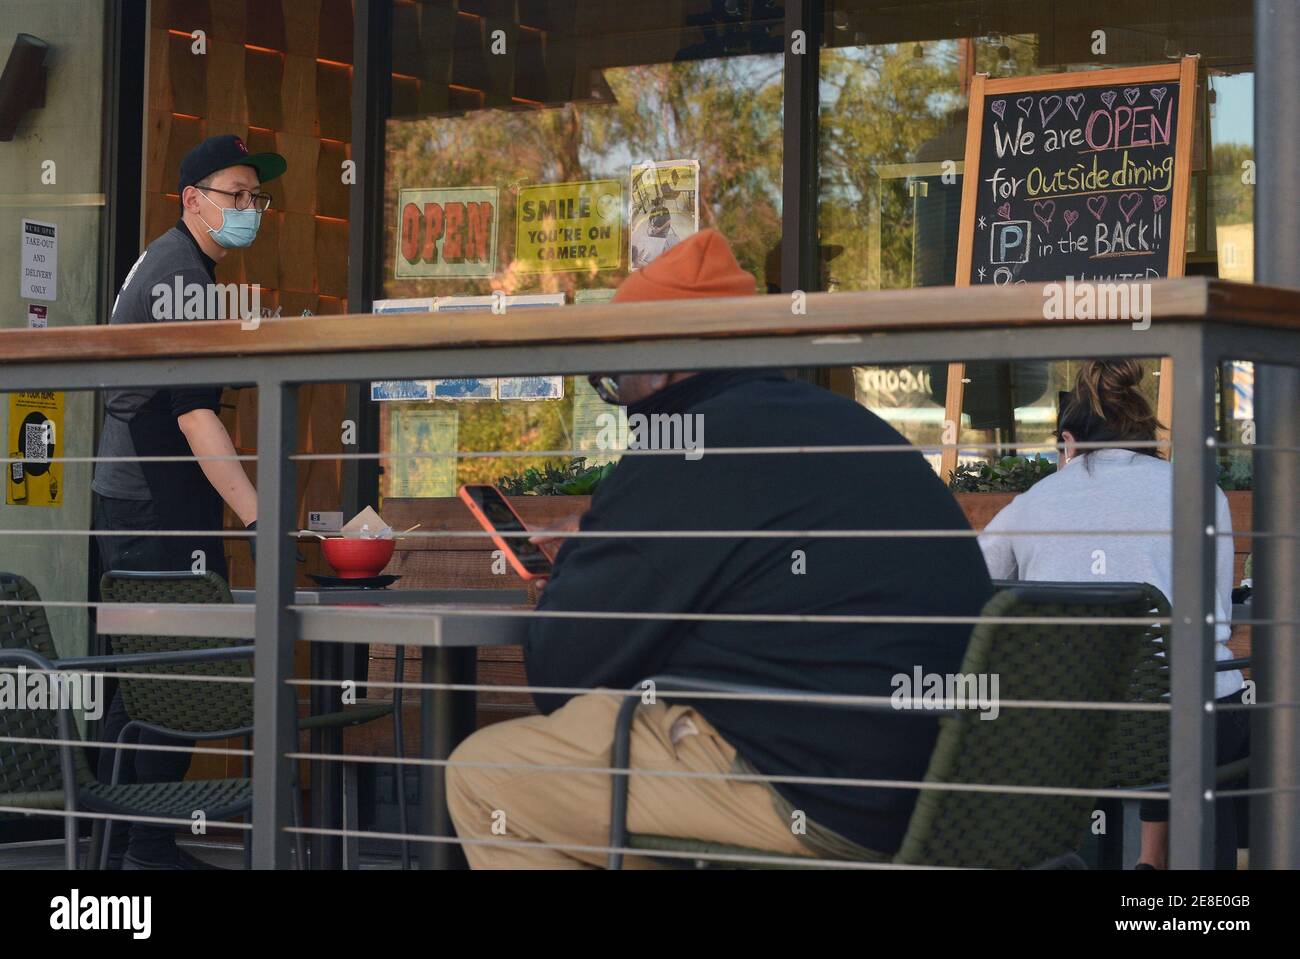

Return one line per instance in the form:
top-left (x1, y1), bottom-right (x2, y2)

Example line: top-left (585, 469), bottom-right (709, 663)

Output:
top-left (376, 0), bottom-right (784, 500)
top-left (818, 1), bottom-right (1256, 472)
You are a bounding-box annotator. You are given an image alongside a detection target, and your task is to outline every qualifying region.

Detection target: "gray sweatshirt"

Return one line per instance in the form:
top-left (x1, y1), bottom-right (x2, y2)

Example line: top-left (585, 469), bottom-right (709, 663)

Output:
top-left (978, 449), bottom-right (1243, 699)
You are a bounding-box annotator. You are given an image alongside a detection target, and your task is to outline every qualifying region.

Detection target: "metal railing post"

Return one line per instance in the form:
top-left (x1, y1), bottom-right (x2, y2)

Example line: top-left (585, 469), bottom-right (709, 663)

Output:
top-left (1168, 329), bottom-right (1218, 869)
top-left (1251, 0), bottom-right (1300, 870)
top-left (251, 380), bottom-right (300, 868)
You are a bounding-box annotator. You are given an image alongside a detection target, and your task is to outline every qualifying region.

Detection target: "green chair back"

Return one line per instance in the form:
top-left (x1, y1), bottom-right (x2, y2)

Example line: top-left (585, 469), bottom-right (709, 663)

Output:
top-left (98, 570), bottom-right (253, 734)
top-left (894, 583), bottom-right (1156, 868)
top-left (1103, 587), bottom-right (1173, 788)
top-left (0, 573), bottom-right (96, 815)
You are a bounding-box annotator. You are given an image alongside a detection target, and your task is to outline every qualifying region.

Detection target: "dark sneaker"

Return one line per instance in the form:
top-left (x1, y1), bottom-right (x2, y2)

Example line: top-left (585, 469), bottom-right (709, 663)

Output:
top-left (123, 847), bottom-right (224, 870)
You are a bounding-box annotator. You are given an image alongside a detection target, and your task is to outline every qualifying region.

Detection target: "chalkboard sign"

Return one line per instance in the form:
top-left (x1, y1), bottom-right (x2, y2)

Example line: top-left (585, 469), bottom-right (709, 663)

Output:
top-left (956, 58), bottom-right (1197, 287)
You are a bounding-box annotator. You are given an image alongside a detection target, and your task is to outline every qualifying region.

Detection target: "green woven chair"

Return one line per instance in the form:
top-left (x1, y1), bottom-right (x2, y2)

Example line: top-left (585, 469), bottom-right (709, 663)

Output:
top-left (1085, 581), bottom-right (1250, 868)
top-left (607, 583), bottom-right (1152, 869)
top-left (0, 571), bottom-right (255, 869)
top-left (97, 570), bottom-right (413, 870)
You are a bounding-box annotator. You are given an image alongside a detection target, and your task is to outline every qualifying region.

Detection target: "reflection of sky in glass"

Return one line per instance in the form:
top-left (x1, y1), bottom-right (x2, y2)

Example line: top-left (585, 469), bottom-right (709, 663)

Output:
top-left (1211, 73), bottom-right (1253, 147)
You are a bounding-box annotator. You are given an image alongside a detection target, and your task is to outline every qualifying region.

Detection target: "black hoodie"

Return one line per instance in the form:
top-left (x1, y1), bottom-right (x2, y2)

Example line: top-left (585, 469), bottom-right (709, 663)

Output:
top-left (524, 369), bottom-right (992, 853)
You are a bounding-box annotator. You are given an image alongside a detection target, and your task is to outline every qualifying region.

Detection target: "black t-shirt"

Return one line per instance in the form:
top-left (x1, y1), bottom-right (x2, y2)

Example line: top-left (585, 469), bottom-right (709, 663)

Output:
top-left (525, 369), bottom-right (994, 853)
top-left (92, 221), bottom-right (225, 527)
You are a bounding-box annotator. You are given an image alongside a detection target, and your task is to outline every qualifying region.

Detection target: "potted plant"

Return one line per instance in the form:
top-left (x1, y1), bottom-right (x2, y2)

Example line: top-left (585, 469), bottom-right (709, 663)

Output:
top-left (949, 455), bottom-right (1056, 529)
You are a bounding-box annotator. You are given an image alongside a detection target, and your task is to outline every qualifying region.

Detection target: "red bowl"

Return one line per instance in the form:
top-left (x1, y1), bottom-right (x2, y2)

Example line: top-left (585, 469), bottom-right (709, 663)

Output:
top-left (321, 537), bottom-right (395, 579)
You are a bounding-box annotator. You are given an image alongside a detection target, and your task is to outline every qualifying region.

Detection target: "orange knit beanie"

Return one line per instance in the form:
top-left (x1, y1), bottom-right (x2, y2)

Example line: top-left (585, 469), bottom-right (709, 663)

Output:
top-left (612, 229), bottom-right (756, 302)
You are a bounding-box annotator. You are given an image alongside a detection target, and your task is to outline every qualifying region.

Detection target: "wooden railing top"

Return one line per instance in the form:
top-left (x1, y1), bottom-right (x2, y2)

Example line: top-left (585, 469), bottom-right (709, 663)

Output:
top-left (1, 277), bottom-right (1297, 365)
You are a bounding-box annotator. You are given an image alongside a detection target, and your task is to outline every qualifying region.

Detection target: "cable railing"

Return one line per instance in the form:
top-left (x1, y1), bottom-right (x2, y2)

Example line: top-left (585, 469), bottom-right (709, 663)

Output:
top-left (0, 277), bottom-right (1297, 870)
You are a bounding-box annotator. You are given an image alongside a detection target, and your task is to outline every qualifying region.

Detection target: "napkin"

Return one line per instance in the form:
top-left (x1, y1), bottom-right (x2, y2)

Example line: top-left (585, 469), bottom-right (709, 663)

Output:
top-left (341, 506), bottom-right (392, 539)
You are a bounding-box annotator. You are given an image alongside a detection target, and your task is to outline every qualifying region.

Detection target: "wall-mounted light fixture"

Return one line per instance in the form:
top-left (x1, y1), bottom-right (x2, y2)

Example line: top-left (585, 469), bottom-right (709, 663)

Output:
top-left (0, 33), bottom-right (50, 141)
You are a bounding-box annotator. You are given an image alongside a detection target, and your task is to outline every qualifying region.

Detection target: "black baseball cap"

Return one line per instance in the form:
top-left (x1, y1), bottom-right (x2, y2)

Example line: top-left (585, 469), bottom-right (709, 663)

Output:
top-left (178, 134), bottom-right (287, 195)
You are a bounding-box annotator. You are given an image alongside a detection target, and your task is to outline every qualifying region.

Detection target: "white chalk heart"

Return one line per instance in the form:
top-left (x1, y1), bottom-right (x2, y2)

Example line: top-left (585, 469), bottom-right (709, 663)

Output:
top-left (1038, 95), bottom-right (1062, 126)
top-left (1118, 192), bottom-right (1143, 222)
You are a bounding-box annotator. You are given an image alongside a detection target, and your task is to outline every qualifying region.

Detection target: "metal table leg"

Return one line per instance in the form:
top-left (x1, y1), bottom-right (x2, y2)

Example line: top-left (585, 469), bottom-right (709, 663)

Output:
top-left (309, 642), bottom-right (345, 869)
top-left (418, 646), bottom-right (476, 869)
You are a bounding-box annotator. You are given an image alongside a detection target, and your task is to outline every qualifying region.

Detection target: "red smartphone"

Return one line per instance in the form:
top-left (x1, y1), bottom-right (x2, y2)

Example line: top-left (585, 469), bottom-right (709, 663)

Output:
top-left (458, 484), bottom-right (553, 581)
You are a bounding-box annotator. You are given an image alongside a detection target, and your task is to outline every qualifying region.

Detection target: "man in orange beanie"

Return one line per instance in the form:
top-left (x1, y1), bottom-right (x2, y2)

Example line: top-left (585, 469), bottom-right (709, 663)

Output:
top-left (587, 228), bottom-right (757, 407)
top-left (446, 229), bottom-right (992, 868)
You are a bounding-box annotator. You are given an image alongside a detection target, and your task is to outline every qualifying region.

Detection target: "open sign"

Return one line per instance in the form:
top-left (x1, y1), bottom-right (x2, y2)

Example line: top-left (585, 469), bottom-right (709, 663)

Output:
top-left (395, 187), bottom-right (499, 278)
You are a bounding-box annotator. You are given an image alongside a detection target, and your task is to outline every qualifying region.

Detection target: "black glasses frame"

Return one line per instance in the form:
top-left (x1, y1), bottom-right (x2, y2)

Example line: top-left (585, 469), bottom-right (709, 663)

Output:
top-left (199, 186), bottom-right (273, 213)
top-left (588, 374), bottom-right (621, 404)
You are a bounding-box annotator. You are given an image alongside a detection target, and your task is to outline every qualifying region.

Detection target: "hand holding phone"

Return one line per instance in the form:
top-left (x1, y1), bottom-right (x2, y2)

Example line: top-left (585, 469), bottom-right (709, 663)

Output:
top-left (528, 514), bottom-right (582, 562)
top-left (458, 485), bottom-right (553, 581)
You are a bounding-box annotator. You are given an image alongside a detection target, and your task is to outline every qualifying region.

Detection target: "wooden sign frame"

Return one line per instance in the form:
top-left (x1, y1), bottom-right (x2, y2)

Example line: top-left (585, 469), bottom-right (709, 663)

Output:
top-left (942, 56), bottom-right (1199, 479)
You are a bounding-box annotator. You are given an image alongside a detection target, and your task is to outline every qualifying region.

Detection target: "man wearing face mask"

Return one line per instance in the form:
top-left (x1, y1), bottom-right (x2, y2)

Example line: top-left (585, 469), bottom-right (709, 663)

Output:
top-left (90, 135), bottom-right (285, 869)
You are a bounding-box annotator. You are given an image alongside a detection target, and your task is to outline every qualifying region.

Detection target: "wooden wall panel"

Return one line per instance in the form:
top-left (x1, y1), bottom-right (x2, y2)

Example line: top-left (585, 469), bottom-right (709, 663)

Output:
top-left (243, 49), bottom-right (285, 130)
top-left (168, 32), bottom-right (207, 116)
top-left (278, 212), bottom-right (316, 292)
top-left (275, 133), bottom-right (320, 211)
top-left (280, 55), bottom-right (318, 137)
top-left (315, 219), bottom-right (350, 298)
top-left (244, 0), bottom-right (286, 50)
top-left (283, 0), bottom-right (323, 57)
top-left (317, 0), bottom-right (353, 64)
top-left (204, 40), bottom-right (248, 126)
top-left (316, 140), bottom-right (350, 219)
top-left (207, 0), bottom-right (246, 43)
top-left (158, 0), bottom-right (213, 34)
top-left (316, 63), bottom-right (353, 140)
top-left (242, 211), bottom-right (280, 289)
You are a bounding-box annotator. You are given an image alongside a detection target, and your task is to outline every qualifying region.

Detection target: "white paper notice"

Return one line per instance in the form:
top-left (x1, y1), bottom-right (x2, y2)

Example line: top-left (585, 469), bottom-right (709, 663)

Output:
top-left (21, 219), bottom-right (57, 302)
top-left (27, 304), bottom-right (47, 328)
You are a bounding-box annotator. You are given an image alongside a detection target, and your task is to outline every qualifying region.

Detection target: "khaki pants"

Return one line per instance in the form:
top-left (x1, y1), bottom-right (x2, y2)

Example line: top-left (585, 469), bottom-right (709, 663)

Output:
top-left (445, 692), bottom-right (811, 869)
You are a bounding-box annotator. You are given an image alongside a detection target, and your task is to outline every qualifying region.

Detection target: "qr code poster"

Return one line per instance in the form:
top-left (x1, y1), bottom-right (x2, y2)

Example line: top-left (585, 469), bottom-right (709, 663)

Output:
top-left (629, 159), bottom-right (700, 271)
top-left (7, 391), bottom-right (63, 507)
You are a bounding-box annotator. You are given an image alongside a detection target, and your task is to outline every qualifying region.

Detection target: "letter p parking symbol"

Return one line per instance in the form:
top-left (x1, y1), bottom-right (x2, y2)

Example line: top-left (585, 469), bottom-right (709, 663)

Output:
top-left (990, 220), bottom-right (1031, 265)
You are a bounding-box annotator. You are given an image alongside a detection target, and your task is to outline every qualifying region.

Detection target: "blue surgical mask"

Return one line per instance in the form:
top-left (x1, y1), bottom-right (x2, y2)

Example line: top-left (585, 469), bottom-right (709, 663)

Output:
top-left (198, 189), bottom-right (262, 248)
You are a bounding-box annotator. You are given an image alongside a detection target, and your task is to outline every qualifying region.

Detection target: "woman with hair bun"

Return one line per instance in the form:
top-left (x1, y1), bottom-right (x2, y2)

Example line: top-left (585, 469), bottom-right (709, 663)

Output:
top-left (979, 360), bottom-right (1247, 870)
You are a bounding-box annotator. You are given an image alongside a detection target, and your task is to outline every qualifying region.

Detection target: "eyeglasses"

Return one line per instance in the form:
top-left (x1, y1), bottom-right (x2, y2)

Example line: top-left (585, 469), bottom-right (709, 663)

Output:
top-left (588, 374), bottom-right (621, 404)
top-left (199, 186), bottom-right (273, 213)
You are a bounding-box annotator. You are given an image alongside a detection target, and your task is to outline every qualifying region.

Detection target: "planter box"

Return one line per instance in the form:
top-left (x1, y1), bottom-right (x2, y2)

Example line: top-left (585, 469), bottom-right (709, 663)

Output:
top-left (954, 492), bottom-right (1018, 530)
